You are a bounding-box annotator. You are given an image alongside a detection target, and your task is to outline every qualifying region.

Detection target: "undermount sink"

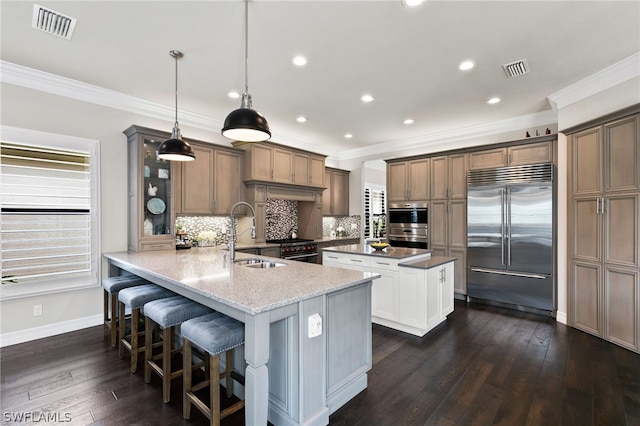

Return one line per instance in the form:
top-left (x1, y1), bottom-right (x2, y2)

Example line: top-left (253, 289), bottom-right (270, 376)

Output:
top-left (233, 258), bottom-right (287, 268)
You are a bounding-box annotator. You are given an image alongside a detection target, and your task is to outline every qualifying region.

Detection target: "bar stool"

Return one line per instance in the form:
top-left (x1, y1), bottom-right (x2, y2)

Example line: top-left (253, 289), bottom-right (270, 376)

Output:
top-left (143, 296), bottom-right (213, 403)
top-left (102, 275), bottom-right (149, 347)
top-left (182, 312), bottom-right (245, 425)
top-left (117, 284), bottom-right (176, 373)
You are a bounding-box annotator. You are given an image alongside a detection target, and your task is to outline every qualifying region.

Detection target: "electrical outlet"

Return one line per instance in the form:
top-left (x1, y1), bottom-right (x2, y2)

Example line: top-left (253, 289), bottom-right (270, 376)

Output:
top-left (33, 304), bottom-right (43, 316)
top-left (308, 313), bottom-right (322, 338)
top-left (351, 223), bottom-right (357, 230)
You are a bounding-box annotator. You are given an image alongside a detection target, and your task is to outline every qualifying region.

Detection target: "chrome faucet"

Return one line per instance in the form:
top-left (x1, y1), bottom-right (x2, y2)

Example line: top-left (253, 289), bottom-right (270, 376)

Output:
top-left (229, 201), bottom-right (256, 261)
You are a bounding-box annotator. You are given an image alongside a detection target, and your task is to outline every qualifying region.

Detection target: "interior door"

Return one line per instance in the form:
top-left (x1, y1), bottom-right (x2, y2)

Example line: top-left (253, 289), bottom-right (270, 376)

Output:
top-left (467, 185), bottom-right (505, 270)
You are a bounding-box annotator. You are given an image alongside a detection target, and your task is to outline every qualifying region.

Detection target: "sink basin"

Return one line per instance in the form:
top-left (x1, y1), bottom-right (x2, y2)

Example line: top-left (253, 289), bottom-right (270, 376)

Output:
top-left (244, 261), bottom-right (287, 269)
top-left (233, 258), bottom-right (287, 268)
top-left (233, 258), bottom-right (264, 265)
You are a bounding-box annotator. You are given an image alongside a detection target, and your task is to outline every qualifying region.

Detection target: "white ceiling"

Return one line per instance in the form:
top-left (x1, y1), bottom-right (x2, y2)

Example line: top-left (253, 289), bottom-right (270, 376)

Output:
top-left (1, 0), bottom-right (639, 160)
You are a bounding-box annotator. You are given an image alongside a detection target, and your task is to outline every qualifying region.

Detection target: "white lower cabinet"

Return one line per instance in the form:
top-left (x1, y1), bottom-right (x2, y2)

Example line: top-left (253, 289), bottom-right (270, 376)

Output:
top-left (399, 261), bottom-right (454, 335)
top-left (323, 251), bottom-right (453, 337)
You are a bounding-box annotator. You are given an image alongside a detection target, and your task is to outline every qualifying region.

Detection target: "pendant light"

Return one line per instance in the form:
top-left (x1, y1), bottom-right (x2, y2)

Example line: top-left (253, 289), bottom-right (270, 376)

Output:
top-left (222, 0), bottom-right (271, 142)
top-left (157, 50), bottom-right (196, 161)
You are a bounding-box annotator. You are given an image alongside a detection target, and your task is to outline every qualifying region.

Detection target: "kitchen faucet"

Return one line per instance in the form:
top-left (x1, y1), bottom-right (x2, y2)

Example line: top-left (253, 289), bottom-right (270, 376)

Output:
top-left (229, 201), bottom-right (256, 261)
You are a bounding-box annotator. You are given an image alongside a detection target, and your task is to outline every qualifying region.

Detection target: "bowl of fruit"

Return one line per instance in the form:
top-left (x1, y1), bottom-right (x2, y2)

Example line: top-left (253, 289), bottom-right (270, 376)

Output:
top-left (369, 241), bottom-right (390, 251)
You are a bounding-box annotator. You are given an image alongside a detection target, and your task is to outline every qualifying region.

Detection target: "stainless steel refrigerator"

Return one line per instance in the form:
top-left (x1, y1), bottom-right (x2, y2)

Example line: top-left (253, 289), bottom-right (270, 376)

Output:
top-left (467, 163), bottom-right (555, 315)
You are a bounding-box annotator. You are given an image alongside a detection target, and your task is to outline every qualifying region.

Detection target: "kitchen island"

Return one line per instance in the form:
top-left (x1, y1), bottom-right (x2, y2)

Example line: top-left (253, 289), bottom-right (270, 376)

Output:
top-left (323, 244), bottom-right (456, 337)
top-left (104, 247), bottom-right (378, 426)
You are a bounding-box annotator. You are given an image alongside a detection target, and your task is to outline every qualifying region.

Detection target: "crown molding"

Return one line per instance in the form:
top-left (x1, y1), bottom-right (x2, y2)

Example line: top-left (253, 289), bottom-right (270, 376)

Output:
top-left (547, 52), bottom-right (640, 111)
top-left (0, 60), bottom-right (222, 131)
top-left (338, 109), bottom-right (558, 161)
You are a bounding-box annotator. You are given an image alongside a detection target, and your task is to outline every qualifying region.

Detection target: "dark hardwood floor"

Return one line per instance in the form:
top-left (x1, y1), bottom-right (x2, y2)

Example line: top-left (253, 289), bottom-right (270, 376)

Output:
top-left (2, 300), bottom-right (639, 425)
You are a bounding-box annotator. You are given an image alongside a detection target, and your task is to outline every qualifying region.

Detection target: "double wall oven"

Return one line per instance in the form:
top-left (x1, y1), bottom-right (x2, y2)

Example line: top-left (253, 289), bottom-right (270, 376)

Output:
top-left (387, 202), bottom-right (428, 249)
top-left (266, 238), bottom-right (318, 263)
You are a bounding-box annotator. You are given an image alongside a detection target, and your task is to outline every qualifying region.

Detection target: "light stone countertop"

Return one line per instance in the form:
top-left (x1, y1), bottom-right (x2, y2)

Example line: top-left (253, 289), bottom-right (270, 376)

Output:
top-left (323, 244), bottom-right (432, 260)
top-left (399, 256), bottom-right (458, 269)
top-left (104, 247), bottom-right (378, 315)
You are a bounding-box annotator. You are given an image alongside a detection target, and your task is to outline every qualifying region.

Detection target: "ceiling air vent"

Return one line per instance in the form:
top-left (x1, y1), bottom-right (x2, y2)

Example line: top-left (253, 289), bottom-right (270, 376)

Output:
top-left (32, 4), bottom-right (77, 40)
top-left (502, 58), bottom-right (530, 78)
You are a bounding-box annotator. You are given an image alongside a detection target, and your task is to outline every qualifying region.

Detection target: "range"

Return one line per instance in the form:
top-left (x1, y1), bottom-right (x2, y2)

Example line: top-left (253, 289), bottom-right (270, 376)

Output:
top-left (267, 238), bottom-right (318, 263)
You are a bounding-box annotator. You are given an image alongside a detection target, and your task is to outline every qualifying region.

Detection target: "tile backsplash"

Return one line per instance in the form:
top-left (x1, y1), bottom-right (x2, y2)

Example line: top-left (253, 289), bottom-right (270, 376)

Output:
top-left (265, 199), bottom-right (298, 240)
top-left (177, 200), bottom-right (361, 243)
top-left (323, 216), bottom-right (361, 238)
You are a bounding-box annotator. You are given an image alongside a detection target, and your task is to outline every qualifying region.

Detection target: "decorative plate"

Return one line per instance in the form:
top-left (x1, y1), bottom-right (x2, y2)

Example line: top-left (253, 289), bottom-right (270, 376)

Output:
top-left (147, 197), bottom-right (166, 214)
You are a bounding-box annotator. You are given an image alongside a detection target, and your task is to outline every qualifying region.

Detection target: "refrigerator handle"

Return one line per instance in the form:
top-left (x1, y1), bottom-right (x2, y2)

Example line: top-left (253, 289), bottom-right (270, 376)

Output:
top-left (500, 188), bottom-right (505, 266)
top-left (506, 187), bottom-right (512, 266)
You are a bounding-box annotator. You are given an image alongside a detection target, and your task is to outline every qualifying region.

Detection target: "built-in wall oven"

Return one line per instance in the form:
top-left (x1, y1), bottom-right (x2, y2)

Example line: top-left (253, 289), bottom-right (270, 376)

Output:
top-left (387, 202), bottom-right (428, 249)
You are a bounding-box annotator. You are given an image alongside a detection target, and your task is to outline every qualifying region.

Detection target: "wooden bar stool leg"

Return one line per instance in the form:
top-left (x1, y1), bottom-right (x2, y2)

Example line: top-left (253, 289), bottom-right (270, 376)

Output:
top-left (211, 354), bottom-right (220, 426)
top-left (118, 301), bottom-right (126, 359)
top-left (144, 316), bottom-right (153, 384)
top-left (130, 308), bottom-right (140, 373)
top-left (162, 326), bottom-right (172, 403)
top-left (103, 291), bottom-right (109, 339)
top-left (183, 339), bottom-right (193, 420)
top-left (225, 350), bottom-right (233, 398)
top-left (110, 293), bottom-right (118, 347)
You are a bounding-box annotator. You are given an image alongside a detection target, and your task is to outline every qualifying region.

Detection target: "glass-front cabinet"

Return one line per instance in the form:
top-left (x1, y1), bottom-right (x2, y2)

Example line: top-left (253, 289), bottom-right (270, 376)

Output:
top-left (124, 125), bottom-right (176, 251)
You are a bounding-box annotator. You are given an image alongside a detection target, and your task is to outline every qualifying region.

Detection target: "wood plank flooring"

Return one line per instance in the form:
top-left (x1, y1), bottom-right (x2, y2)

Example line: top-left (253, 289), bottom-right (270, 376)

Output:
top-left (2, 300), bottom-right (639, 425)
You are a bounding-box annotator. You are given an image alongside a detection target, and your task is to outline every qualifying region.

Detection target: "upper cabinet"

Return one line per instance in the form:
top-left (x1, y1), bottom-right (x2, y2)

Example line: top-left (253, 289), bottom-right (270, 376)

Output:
top-left (175, 143), bottom-right (243, 215)
top-left (468, 140), bottom-right (553, 170)
top-left (233, 141), bottom-right (326, 188)
top-left (430, 153), bottom-right (467, 200)
top-left (386, 158), bottom-right (430, 202)
top-left (323, 167), bottom-right (350, 216)
top-left (124, 125), bottom-right (177, 252)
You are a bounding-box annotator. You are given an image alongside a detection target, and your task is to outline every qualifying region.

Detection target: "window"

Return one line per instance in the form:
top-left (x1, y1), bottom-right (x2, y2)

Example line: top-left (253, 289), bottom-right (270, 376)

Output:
top-left (364, 187), bottom-right (385, 239)
top-left (0, 126), bottom-right (99, 300)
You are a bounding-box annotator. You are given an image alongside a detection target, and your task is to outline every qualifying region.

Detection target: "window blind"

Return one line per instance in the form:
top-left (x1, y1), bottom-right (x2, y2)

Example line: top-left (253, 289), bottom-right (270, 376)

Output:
top-left (1, 142), bottom-right (92, 285)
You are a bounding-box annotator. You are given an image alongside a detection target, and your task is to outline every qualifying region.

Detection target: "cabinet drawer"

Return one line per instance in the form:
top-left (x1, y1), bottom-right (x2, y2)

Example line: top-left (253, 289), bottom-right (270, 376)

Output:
top-left (370, 258), bottom-right (399, 271)
top-left (139, 241), bottom-right (174, 251)
top-left (343, 255), bottom-right (370, 267)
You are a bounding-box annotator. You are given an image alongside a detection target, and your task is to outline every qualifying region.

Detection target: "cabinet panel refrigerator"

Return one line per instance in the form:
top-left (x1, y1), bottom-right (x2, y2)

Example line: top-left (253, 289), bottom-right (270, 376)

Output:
top-left (467, 163), bottom-right (555, 315)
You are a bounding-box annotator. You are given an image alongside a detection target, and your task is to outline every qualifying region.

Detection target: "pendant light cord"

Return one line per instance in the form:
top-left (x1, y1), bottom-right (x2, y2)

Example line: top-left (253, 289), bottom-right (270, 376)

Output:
top-left (244, 0), bottom-right (249, 95)
top-left (174, 51), bottom-right (179, 126)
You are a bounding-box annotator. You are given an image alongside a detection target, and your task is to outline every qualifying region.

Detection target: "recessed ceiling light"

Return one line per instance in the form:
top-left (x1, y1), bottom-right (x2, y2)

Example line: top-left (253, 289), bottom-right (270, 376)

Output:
top-left (459, 60), bottom-right (476, 71)
top-left (344, 133), bottom-right (353, 139)
top-left (228, 91), bottom-right (240, 99)
top-left (292, 55), bottom-right (307, 66)
top-left (402, 0), bottom-right (424, 7)
top-left (361, 94), bottom-right (374, 103)
top-left (404, 119), bottom-right (414, 125)
top-left (487, 97), bottom-right (501, 104)
top-left (296, 116), bottom-right (307, 123)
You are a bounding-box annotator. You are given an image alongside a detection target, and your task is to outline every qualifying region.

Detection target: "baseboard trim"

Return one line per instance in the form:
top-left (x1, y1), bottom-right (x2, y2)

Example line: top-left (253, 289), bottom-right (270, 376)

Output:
top-left (0, 314), bottom-right (103, 348)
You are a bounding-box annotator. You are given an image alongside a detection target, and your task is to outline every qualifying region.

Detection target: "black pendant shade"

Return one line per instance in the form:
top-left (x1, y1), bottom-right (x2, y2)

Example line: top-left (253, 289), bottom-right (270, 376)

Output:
top-left (157, 126), bottom-right (195, 161)
top-left (222, 103), bottom-right (271, 142)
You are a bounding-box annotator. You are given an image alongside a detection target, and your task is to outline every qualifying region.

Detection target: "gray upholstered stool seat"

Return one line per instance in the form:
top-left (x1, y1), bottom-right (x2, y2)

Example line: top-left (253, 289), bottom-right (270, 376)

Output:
top-left (117, 284), bottom-right (176, 373)
top-left (182, 312), bottom-right (245, 424)
top-left (102, 275), bottom-right (149, 347)
top-left (143, 296), bottom-right (213, 403)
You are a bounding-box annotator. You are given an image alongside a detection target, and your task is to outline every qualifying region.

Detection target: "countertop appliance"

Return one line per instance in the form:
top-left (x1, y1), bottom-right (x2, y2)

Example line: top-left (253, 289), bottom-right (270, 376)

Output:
top-left (467, 163), bottom-right (555, 315)
top-left (387, 202), bottom-right (428, 249)
top-left (267, 238), bottom-right (318, 263)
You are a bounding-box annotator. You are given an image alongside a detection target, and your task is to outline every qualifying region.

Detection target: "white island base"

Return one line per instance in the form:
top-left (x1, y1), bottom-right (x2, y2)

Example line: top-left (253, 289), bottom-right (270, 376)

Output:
top-left (323, 244), bottom-right (456, 337)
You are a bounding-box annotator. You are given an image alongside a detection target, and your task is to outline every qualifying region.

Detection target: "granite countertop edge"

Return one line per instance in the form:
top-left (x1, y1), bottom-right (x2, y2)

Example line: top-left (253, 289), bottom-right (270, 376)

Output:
top-left (398, 256), bottom-right (458, 269)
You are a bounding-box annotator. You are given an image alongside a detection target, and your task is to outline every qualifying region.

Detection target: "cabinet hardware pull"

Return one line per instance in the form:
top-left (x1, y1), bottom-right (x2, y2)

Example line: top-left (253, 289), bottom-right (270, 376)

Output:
top-left (601, 197), bottom-right (606, 214)
top-left (596, 197), bottom-right (600, 214)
